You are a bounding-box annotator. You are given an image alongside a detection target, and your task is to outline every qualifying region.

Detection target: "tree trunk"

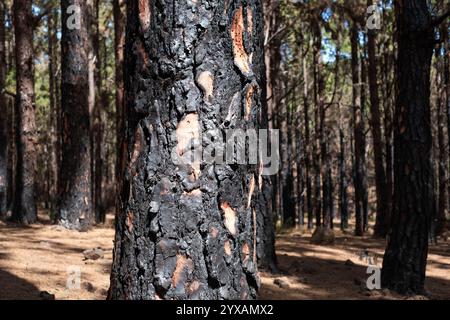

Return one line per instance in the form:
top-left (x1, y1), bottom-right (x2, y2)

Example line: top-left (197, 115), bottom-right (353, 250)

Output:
top-left (48, 9), bottom-right (60, 217)
top-left (435, 46), bottom-right (446, 237)
top-left (109, 0), bottom-right (262, 300)
top-left (113, 0), bottom-right (125, 207)
top-left (350, 22), bottom-right (366, 236)
top-left (381, 0), bottom-right (435, 294)
top-left (367, 0), bottom-right (389, 238)
top-left (302, 50), bottom-right (313, 229)
top-left (90, 0), bottom-right (104, 224)
top-left (58, 0), bottom-right (93, 230)
top-left (12, 0), bottom-right (37, 224)
top-left (360, 39), bottom-right (369, 232)
top-left (0, 0), bottom-right (7, 217)
top-left (339, 104), bottom-right (348, 230)
top-left (312, 18), bottom-right (322, 228)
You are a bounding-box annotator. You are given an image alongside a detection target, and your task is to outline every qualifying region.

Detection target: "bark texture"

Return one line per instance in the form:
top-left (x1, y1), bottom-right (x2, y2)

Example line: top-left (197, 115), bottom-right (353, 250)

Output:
top-left (12, 0), bottom-right (37, 224)
top-left (0, 0), bottom-right (7, 217)
top-left (58, 0), bottom-right (93, 230)
top-left (367, 0), bottom-right (389, 238)
top-left (109, 0), bottom-right (263, 300)
top-left (381, 0), bottom-right (435, 294)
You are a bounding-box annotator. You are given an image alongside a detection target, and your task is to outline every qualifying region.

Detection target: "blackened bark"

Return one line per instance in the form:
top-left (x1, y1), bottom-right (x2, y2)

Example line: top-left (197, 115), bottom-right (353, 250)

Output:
top-left (263, 0), bottom-right (281, 225)
top-left (351, 22), bottom-right (367, 236)
top-left (48, 9), bottom-right (59, 217)
top-left (367, 0), bottom-right (389, 238)
top-left (445, 21), bottom-right (450, 234)
top-left (11, 0), bottom-right (37, 224)
top-left (255, 0), bottom-right (276, 271)
top-left (339, 108), bottom-right (348, 230)
top-left (302, 52), bottom-right (313, 229)
top-left (295, 111), bottom-right (304, 227)
top-left (381, 0), bottom-right (435, 294)
top-left (91, 0), bottom-right (104, 224)
top-left (0, 0), bottom-right (7, 217)
top-left (109, 0), bottom-right (262, 300)
top-left (312, 18), bottom-right (322, 228)
top-left (58, 0), bottom-right (93, 230)
top-left (434, 42), bottom-right (446, 237)
top-left (113, 0), bottom-right (125, 206)
top-left (360, 41), bottom-right (369, 232)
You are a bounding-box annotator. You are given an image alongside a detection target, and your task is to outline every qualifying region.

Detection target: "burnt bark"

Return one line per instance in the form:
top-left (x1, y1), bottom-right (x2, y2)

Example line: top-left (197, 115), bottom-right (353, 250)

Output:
top-left (302, 51), bottom-right (313, 229)
top-left (381, 0), bottom-right (435, 295)
top-left (48, 9), bottom-right (60, 217)
top-left (312, 17), bottom-right (322, 228)
top-left (109, 0), bottom-right (262, 300)
top-left (90, 0), bottom-right (105, 224)
top-left (350, 22), bottom-right (367, 236)
top-left (58, 0), bottom-right (93, 230)
top-left (113, 0), bottom-right (125, 205)
top-left (11, 0), bottom-right (37, 224)
top-left (0, 0), bottom-right (7, 217)
top-left (435, 50), bottom-right (446, 237)
top-left (367, 0), bottom-right (389, 238)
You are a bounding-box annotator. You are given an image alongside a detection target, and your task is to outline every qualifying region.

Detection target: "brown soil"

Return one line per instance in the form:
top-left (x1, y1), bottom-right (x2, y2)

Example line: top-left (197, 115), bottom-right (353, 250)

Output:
top-left (1, 211), bottom-right (449, 300)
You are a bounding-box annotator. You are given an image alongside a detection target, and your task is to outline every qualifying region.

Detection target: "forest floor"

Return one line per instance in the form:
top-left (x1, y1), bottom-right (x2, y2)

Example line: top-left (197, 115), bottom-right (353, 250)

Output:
top-left (0, 211), bottom-right (449, 300)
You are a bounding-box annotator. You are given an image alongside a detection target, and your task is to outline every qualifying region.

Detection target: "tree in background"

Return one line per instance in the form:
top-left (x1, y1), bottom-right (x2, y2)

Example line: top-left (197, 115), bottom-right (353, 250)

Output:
top-left (11, 0), bottom-right (37, 224)
top-left (57, 0), bottom-right (93, 230)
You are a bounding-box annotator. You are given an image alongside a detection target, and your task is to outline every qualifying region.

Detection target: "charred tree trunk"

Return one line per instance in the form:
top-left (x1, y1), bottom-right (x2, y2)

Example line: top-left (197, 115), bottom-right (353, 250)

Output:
top-left (381, 0), bottom-right (435, 295)
top-left (58, 0), bottom-right (93, 230)
top-left (351, 22), bottom-right (366, 236)
top-left (0, 0), bottom-right (7, 217)
top-left (48, 9), bottom-right (59, 217)
top-left (360, 40), bottom-right (369, 232)
top-left (263, 0), bottom-right (281, 225)
top-left (367, 0), bottom-right (389, 238)
top-left (109, 0), bottom-right (262, 300)
top-left (90, 0), bottom-right (104, 224)
top-left (113, 0), bottom-right (125, 205)
top-left (312, 18), bottom-right (322, 228)
top-left (443, 22), bottom-right (449, 233)
top-left (12, 0), bottom-right (37, 224)
top-left (302, 50), bottom-right (313, 229)
top-left (295, 109), bottom-right (304, 227)
top-left (434, 41), bottom-right (446, 237)
top-left (339, 104), bottom-right (348, 230)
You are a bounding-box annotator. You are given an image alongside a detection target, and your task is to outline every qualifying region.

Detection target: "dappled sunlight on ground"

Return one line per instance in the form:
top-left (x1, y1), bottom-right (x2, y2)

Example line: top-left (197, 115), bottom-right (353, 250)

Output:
top-left (0, 212), bottom-right (449, 300)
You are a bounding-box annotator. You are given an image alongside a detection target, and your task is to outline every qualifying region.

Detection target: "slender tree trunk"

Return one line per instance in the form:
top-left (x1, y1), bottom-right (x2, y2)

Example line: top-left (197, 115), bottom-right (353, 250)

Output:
top-left (381, 0), bottom-right (435, 294)
top-left (90, 0), bottom-right (104, 224)
top-left (114, 0), bottom-right (125, 189)
top-left (302, 51), bottom-right (313, 229)
top-left (295, 109), bottom-right (304, 227)
top-left (339, 103), bottom-right (348, 230)
top-left (368, 0), bottom-right (389, 238)
top-left (58, 0), bottom-right (93, 230)
top-left (0, 0), bottom-right (7, 217)
top-left (263, 0), bottom-right (281, 225)
top-left (360, 39), bottom-right (369, 232)
top-left (382, 36), bottom-right (394, 235)
top-left (109, 0), bottom-right (262, 299)
top-left (351, 22), bottom-right (365, 236)
top-left (443, 21), bottom-right (449, 233)
top-left (435, 40), bottom-right (446, 236)
top-left (312, 18), bottom-right (322, 228)
top-left (48, 9), bottom-right (59, 217)
top-left (12, 0), bottom-right (37, 224)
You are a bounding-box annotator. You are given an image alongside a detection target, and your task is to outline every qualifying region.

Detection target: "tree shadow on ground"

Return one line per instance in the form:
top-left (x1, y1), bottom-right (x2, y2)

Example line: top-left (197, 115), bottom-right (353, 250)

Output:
top-left (260, 232), bottom-right (450, 300)
top-left (0, 268), bottom-right (41, 300)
